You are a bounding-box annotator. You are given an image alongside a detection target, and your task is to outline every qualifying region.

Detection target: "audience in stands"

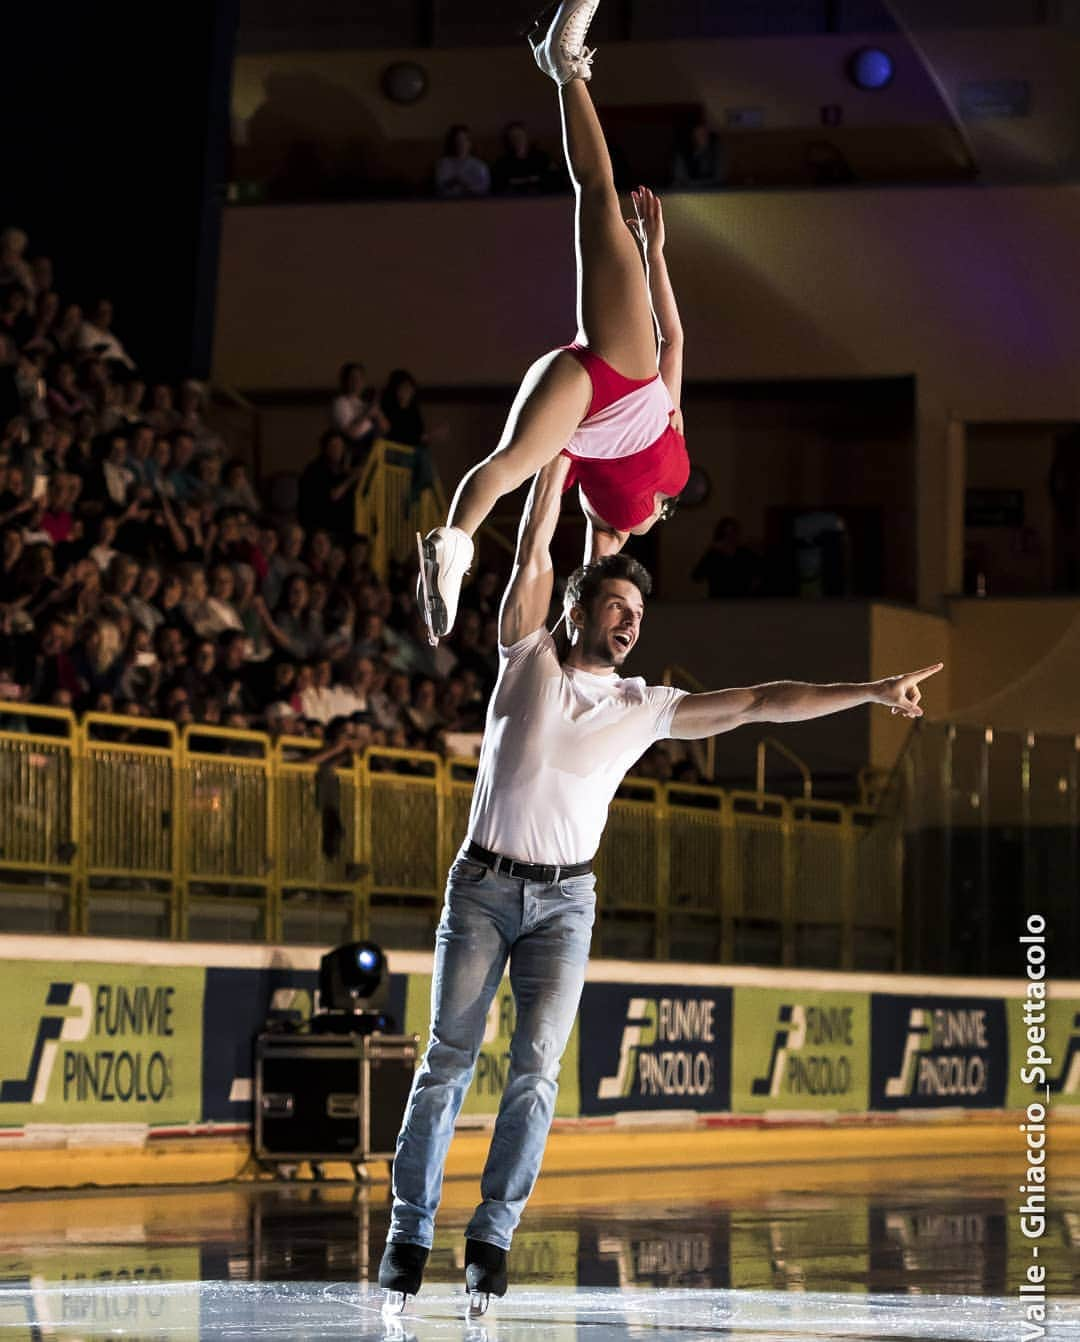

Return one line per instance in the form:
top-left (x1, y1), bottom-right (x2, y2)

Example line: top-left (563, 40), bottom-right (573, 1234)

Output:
top-left (434, 125), bottom-right (491, 199)
top-left (492, 122), bottom-right (555, 196)
top-left (0, 222), bottom-right (708, 788)
top-left (671, 119), bottom-right (728, 189)
top-left (692, 517), bottom-right (763, 598)
top-left (0, 222), bottom-right (511, 758)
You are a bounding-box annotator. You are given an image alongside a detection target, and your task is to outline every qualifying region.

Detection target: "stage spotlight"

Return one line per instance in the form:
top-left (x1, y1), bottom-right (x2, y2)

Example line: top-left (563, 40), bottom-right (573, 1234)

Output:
top-left (318, 940), bottom-right (387, 1012)
top-left (847, 47), bottom-right (894, 92)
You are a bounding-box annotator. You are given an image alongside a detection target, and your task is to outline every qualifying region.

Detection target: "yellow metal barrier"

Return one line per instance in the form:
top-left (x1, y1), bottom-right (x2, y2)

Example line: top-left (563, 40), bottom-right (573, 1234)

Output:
top-left (180, 724), bottom-right (274, 941)
top-left (274, 736), bottom-right (366, 945)
top-left (364, 748), bottom-right (445, 948)
top-left (666, 783), bottom-right (727, 960)
top-left (81, 713), bottom-right (180, 938)
top-left (444, 756), bottom-right (478, 874)
top-left (355, 439), bottom-right (447, 579)
top-left (0, 702), bottom-right (903, 966)
top-left (0, 702), bottom-right (78, 932)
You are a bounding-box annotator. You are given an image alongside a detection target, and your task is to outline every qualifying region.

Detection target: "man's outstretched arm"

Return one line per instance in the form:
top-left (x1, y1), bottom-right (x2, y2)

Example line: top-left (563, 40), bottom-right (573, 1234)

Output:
top-left (670, 663), bottom-right (944, 740)
top-left (499, 455), bottom-right (571, 647)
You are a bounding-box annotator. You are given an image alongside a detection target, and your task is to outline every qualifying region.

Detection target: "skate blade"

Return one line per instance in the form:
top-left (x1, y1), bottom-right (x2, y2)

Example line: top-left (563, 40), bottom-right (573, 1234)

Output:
top-left (466, 1290), bottom-right (491, 1317)
top-left (415, 531), bottom-right (439, 648)
top-left (519, 0), bottom-right (559, 39)
top-left (381, 1289), bottom-right (411, 1315)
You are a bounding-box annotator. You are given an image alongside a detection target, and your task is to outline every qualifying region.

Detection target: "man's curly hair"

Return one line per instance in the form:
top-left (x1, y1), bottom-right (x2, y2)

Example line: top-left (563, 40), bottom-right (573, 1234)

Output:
top-left (564, 553), bottom-right (652, 616)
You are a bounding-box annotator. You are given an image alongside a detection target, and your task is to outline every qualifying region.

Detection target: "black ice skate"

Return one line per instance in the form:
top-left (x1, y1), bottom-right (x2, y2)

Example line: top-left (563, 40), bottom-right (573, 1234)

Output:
top-left (378, 1240), bottom-right (429, 1314)
top-left (464, 1238), bottom-right (508, 1317)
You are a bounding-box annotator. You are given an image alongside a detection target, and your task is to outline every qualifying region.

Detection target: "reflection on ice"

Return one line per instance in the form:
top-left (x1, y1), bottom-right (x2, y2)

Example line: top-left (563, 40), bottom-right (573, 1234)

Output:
top-left (1, 1280), bottom-right (1078, 1341)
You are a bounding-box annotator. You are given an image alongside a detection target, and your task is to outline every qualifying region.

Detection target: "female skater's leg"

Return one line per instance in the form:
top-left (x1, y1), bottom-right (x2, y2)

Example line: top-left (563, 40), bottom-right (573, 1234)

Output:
top-left (560, 78), bottom-right (657, 378)
top-left (446, 350), bottom-right (590, 536)
top-left (419, 350), bottom-right (589, 641)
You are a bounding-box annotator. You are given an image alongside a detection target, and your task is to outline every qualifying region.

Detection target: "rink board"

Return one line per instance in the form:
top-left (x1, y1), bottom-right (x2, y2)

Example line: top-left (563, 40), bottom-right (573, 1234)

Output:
top-left (0, 935), bottom-right (1075, 1183)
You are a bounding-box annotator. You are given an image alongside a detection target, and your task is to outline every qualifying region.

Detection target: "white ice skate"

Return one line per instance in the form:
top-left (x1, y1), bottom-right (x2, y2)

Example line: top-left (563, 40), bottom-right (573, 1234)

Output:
top-left (417, 525), bottom-right (474, 644)
top-left (529, 0), bottom-right (600, 86)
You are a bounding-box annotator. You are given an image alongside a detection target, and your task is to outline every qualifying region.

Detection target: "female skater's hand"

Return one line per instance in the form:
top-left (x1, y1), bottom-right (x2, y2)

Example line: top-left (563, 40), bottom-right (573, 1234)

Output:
top-left (628, 185), bottom-right (665, 255)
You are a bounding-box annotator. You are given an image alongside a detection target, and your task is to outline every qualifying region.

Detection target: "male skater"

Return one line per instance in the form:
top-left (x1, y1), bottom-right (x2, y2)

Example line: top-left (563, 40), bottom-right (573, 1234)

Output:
top-left (379, 455), bottom-right (941, 1313)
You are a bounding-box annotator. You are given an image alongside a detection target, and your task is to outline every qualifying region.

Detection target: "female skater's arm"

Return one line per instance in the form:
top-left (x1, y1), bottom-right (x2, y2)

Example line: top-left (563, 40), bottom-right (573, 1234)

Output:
top-left (499, 456), bottom-right (570, 647)
top-left (579, 489), bottom-right (628, 562)
top-left (633, 187), bottom-right (684, 423)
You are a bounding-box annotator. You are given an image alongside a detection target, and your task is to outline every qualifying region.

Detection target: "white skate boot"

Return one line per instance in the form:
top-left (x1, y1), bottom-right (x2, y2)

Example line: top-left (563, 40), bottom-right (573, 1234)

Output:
top-left (417, 526), bottom-right (474, 644)
top-left (529, 0), bottom-right (600, 86)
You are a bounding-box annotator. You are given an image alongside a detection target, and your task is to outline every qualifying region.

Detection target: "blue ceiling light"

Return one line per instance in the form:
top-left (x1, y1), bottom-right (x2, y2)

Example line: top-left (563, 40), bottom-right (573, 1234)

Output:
top-left (847, 46), bottom-right (895, 91)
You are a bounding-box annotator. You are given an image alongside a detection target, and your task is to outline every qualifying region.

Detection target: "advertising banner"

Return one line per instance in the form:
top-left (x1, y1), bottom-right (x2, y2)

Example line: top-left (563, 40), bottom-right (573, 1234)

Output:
top-left (729, 1198), bottom-right (868, 1291)
top-left (577, 983), bottom-right (732, 1116)
top-left (577, 1216), bottom-right (730, 1290)
top-left (404, 973), bottom-right (580, 1118)
top-left (868, 1196), bottom-right (1007, 1296)
top-left (202, 967), bottom-right (408, 1125)
top-left (0, 961), bottom-right (204, 1127)
top-left (731, 988), bottom-right (869, 1112)
top-left (1006, 997), bottom-right (1080, 1111)
top-left (0, 1248), bottom-right (201, 1341)
top-left (870, 995), bottom-right (1007, 1110)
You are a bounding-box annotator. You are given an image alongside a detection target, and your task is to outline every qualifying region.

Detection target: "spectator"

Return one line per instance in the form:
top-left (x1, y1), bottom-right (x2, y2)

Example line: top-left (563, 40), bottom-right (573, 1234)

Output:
top-left (219, 459), bottom-right (261, 513)
top-left (435, 125), bottom-right (491, 199)
top-left (299, 658), bottom-right (338, 723)
top-left (101, 434), bottom-right (136, 509)
top-left (671, 119), bottom-right (728, 189)
top-left (116, 375), bottom-right (145, 425)
top-left (71, 618), bottom-right (124, 705)
top-left (459, 567), bottom-right (501, 622)
top-left (371, 668), bottom-right (411, 735)
top-left (380, 368), bottom-right (435, 504)
top-left (333, 655), bottom-right (376, 718)
top-left (216, 630), bottom-right (258, 716)
top-left (78, 299), bottom-right (135, 370)
top-left (264, 521), bottom-right (307, 609)
top-left (177, 381), bottom-right (218, 452)
top-left (264, 573), bottom-right (319, 660)
top-left (406, 674), bottom-right (441, 734)
top-left (145, 436), bottom-right (174, 498)
top-left (692, 518), bottom-right (763, 598)
top-left (117, 625), bottom-right (161, 705)
top-left (47, 362), bottom-right (91, 419)
top-left (331, 362), bottom-right (385, 455)
top-left (167, 431), bottom-right (199, 502)
top-left (379, 369), bottom-right (426, 449)
top-left (492, 121), bottom-right (553, 195)
top-left (128, 562), bottom-right (163, 633)
top-left (0, 228), bottom-right (35, 294)
top-left (0, 465), bottom-right (33, 530)
top-left (22, 291), bottom-right (62, 358)
top-left (53, 304), bottom-right (84, 355)
top-left (30, 617), bottom-right (81, 703)
top-left (40, 474), bottom-right (82, 547)
top-left (1, 526), bottom-right (25, 604)
top-left (298, 430), bottom-right (362, 538)
top-left (88, 514), bottom-right (120, 571)
top-left (806, 140), bottom-right (856, 186)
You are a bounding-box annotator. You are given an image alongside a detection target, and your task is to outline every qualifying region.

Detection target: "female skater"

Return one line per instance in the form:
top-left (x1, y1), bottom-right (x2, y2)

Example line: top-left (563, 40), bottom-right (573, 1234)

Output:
top-left (417, 0), bottom-right (689, 642)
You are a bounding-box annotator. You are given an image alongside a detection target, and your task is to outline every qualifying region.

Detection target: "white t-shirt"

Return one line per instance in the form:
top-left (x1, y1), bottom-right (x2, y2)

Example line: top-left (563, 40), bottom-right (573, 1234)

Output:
top-left (467, 627), bottom-right (687, 866)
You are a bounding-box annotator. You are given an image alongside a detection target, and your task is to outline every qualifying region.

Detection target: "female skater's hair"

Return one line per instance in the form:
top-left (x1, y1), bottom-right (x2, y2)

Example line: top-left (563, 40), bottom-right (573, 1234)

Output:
top-left (564, 553), bottom-right (652, 616)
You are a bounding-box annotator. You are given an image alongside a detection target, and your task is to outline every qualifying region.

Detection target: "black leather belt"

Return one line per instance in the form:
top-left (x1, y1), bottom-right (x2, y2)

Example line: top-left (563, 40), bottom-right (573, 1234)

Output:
top-left (464, 840), bottom-right (592, 885)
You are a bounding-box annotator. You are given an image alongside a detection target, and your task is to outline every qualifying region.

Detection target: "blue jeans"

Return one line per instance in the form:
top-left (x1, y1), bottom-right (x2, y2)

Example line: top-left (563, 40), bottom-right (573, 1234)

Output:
top-left (388, 851), bottom-right (596, 1251)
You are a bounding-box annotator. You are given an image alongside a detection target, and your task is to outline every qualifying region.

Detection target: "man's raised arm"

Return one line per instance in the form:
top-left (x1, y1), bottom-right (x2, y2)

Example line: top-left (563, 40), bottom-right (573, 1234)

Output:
top-left (670, 663), bottom-right (944, 740)
top-left (499, 455), bottom-right (571, 648)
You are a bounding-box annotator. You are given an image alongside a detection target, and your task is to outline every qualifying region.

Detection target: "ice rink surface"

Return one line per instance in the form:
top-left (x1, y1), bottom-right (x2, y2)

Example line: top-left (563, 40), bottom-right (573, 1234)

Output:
top-left (1, 1155), bottom-right (1078, 1339)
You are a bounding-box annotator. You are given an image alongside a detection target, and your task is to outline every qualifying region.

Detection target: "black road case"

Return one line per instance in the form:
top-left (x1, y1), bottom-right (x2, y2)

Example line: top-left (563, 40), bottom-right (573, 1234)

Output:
top-left (254, 1032), bottom-right (417, 1163)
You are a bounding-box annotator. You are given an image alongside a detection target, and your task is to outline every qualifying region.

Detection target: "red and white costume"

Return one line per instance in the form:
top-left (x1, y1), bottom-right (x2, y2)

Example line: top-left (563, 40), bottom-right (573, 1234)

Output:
top-left (559, 344), bottom-right (690, 530)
